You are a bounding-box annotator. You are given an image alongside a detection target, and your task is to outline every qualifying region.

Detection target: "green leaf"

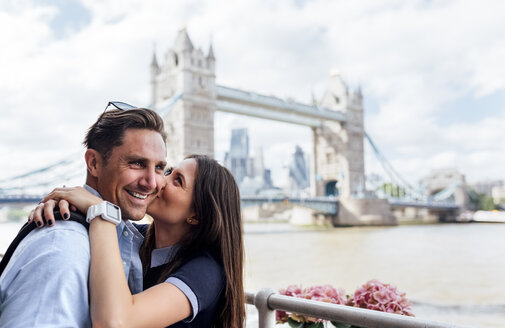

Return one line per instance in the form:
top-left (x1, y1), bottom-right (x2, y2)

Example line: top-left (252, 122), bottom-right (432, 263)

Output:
top-left (287, 318), bottom-right (326, 328)
top-left (306, 323), bottom-right (325, 328)
top-left (288, 318), bottom-right (305, 328)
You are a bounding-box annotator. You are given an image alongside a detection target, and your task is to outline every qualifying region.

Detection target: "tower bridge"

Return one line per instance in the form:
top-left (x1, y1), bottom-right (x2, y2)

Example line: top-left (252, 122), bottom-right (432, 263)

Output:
top-left (0, 28), bottom-right (461, 225)
top-left (151, 28), bottom-right (387, 225)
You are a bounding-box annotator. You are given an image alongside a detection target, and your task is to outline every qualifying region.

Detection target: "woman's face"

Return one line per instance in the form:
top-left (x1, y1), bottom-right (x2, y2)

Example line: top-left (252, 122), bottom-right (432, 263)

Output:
top-left (147, 158), bottom-right (197, 226)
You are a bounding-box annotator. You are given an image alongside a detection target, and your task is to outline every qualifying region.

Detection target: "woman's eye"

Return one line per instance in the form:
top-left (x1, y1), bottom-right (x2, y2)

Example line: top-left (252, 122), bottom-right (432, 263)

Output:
top-left (176, 177), bottom-right (182, 185)
top-left (164, 168), bottom-right (173, 176)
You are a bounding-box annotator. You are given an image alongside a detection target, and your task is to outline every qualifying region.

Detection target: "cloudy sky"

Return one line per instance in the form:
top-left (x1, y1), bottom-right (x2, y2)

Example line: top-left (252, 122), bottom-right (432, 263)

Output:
top-left (0, 0), bottom-right (504, 191)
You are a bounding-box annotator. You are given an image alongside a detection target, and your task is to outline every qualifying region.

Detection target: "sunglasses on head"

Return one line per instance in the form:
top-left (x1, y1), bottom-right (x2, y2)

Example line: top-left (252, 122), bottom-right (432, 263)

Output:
top-left (103, 101), bottom-right (138, 112)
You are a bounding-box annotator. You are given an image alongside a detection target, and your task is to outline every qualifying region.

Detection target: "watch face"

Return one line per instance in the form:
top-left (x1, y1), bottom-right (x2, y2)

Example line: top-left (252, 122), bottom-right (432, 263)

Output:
top-left (106, 202), bottom-right (120, 220)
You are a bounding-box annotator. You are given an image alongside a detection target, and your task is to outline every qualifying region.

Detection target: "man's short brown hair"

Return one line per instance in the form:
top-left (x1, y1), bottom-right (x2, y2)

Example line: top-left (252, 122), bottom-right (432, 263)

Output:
top-left (83, 108), bottom-right (167, 162)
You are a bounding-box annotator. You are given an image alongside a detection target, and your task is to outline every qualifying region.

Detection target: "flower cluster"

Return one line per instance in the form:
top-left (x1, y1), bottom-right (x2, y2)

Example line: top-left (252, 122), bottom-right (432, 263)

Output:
top-left (276, 284), bottom-right (347, 324)
top-left (276, 280), bottom-right (414, 327)
top-left (349, 279), bottom-right (414, 316)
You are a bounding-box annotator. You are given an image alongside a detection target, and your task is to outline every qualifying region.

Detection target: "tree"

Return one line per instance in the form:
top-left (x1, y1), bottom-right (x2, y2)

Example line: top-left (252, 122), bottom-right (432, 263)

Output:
top-left (479, 195), bottom-right (496, 211)
top-left (379, 183), bottom-right (406, 198)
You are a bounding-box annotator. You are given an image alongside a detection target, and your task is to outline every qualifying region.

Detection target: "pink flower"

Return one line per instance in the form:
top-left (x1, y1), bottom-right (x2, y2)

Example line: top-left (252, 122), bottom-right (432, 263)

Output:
top-left (276, 284), bottom-right (348, 324)
top-left (276, 280), bottom-right (415, 326)
top-left (276, 308), bottom-right (289, 323)
top-left (349, 279), bottom-right (414, 316)
top-left (280, 284), bottom-right (304, 297)
top-left (277, 285), bottom-right (303, 323)
top-left (302, 285), bottom-right (347, 305)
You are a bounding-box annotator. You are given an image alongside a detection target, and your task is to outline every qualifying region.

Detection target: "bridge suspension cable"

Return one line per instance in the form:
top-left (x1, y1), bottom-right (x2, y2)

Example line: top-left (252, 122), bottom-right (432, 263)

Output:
top-left (0, 152), bottom-right (81, 184)
top-left (364, 133), bottom-right (458, 203)
top-left (0, 152), bottom-right (84, 196)
top-left (156, 93), bottom-right (182, 117)
top-left (365, 133), bottom-right (424, 198)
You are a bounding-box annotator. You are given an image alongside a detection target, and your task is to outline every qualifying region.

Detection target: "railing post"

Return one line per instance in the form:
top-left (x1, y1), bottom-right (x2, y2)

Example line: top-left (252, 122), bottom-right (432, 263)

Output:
top-left (254, 288), bottom-right (276, 328)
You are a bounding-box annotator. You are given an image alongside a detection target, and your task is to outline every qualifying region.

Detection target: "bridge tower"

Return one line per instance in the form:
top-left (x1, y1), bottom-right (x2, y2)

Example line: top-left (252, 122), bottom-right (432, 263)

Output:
top-left (423, 168), bottom-right (470, 210)
top-left (313, 71), bottom-right (365, 198)
top-left (150, 28), bottom-right (217, 164)
top-left (314, 72), bottom-right (394, 225)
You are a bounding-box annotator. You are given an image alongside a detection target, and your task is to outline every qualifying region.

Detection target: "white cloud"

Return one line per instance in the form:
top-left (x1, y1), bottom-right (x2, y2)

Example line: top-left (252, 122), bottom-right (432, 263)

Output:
top-left (0, 0), bottom-right (504, 190)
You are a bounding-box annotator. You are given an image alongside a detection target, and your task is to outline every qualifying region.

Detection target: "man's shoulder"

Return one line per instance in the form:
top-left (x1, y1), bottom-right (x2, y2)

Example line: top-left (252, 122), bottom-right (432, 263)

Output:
top-left (0, 222), bottom-right (91, 328)
top-left (14, 221), bottom-right (90, 264)
top-left (1, 221), bottom-right (90, 287)
top-left (28, 220), bottom-right (88, 239)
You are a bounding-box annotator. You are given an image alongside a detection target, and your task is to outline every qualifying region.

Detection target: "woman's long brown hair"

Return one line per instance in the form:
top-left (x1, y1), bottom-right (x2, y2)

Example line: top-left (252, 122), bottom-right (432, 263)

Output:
top-left (139, 154), bottom-right (245, 327)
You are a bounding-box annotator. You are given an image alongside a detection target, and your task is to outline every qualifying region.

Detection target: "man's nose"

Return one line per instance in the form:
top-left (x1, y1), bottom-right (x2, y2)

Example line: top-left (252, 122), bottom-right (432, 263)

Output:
top-left (139, 168), bottom-right (157, 192)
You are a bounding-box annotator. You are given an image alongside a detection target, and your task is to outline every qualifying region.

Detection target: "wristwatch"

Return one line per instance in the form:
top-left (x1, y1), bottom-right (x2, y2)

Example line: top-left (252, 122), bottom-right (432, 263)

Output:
top-left (86, 201), bottom-right (122, 225)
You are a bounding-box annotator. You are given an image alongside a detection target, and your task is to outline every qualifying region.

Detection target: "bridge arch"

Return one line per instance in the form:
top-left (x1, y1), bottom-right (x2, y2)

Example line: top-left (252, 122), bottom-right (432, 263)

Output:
top-left (324, 180), bottom-right (339, 197)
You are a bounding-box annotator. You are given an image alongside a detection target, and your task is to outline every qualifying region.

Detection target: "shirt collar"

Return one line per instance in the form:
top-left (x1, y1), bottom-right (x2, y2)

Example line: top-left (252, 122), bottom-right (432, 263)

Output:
top-left (151, 244), bottom-right (180, 268)
top-left (83, 184), bottom-right (102, 199)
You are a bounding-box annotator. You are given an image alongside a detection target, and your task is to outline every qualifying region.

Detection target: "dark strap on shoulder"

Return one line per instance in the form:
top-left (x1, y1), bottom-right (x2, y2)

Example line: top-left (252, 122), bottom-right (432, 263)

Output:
top-left (0, 210), bottom-right (87, 277)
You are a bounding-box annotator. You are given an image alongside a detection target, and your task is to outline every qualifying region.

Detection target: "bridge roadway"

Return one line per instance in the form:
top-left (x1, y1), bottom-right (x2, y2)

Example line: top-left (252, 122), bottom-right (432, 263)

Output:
top-left (241, 196), bottom-right (340, 215)
top-left (0, 195), bottom-right (44, 205)
top-left (216, 85), bottom-right (346, 127)
top-left (1, 195), bottom-right (459, 217)
top-left (240, 196), bottom-right (459, 216)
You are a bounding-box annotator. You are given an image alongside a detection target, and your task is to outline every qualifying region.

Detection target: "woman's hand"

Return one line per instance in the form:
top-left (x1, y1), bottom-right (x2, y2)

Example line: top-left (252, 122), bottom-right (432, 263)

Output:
top-left (28, 199), bottom-right (69, 227)
top-left (29, 186), bottom-right (103, 228)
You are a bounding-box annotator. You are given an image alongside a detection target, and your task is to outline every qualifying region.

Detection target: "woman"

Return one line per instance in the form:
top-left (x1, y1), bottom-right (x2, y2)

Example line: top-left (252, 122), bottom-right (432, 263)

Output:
top-left (33, 155), bottom-right (245, 327)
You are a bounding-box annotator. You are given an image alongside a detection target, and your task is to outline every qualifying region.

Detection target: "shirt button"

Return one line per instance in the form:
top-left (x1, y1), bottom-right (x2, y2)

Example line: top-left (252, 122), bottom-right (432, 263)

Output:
top-left (122, 261), bottom-right (127, 266)
top-left (123, 231), bottom-right (129, 236)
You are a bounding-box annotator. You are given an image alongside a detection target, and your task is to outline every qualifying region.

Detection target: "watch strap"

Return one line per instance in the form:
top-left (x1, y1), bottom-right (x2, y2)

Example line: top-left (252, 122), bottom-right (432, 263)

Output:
top-left (86, 201), bottom-right (122, 225)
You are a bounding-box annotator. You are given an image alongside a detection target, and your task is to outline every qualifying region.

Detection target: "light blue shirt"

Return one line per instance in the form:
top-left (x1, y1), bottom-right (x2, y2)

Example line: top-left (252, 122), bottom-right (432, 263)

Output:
top-left (117, 220), bottom-right (144, 294)
top-left (0, 221), bottom-right (91, 327)
top-left (0, 185), bottom-right (145, 327)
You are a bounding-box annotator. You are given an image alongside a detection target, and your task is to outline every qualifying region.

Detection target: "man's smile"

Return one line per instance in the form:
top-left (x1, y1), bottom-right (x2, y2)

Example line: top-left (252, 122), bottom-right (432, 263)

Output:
top-left (126, 190), bottom-right (150, 200)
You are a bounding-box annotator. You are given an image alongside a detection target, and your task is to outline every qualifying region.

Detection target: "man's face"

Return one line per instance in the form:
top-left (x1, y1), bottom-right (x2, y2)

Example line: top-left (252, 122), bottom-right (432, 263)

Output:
top-left (95, 128), bottom-right (167, 221)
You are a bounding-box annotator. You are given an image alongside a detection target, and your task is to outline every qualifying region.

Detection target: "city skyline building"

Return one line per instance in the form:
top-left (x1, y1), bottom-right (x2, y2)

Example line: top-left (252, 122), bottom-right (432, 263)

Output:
top-left (223, 128), bottom-right (280, 195)
top-left (253, 146), bottom-right (265, 180)
top-left (225, 128), bottom-right (250, 184)
top-left (223, 132), bottom-right (314, 196)
top-left (288, 145), bottom-right (310, 192)
top-left (470, 180), bottom-right (504, 196)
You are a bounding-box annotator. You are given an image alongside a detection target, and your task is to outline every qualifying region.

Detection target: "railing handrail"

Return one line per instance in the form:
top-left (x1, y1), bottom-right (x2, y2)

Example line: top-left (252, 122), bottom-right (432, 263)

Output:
top-left (246, 289), bottom-right (470, 328)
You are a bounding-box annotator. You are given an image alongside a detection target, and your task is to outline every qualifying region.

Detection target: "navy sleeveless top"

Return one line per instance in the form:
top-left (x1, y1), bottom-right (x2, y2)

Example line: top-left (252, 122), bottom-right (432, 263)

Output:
top-left (135, 224), bottom-right (225, 328)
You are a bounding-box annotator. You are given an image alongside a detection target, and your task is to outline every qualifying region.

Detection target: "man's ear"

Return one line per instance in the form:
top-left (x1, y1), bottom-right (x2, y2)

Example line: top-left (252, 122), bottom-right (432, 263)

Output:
top-left (85, 149), bottom-right (103, 178)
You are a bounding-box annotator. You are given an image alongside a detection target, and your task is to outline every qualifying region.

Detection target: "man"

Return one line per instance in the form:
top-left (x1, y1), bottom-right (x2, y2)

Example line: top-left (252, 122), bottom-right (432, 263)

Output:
top-left (0, 104), bottom-right (168, 327)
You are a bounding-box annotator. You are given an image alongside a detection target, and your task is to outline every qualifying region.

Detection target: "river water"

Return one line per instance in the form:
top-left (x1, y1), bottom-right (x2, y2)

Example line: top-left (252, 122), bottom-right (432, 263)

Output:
top-left (243, 222), bottom-right (505, 327)
top-left (2, 221), bottom-right (505, 327)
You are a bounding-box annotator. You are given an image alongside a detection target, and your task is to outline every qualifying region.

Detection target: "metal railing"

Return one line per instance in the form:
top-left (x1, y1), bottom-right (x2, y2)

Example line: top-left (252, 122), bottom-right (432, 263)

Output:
top-left (246, 289), bottom-right (469, 328)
